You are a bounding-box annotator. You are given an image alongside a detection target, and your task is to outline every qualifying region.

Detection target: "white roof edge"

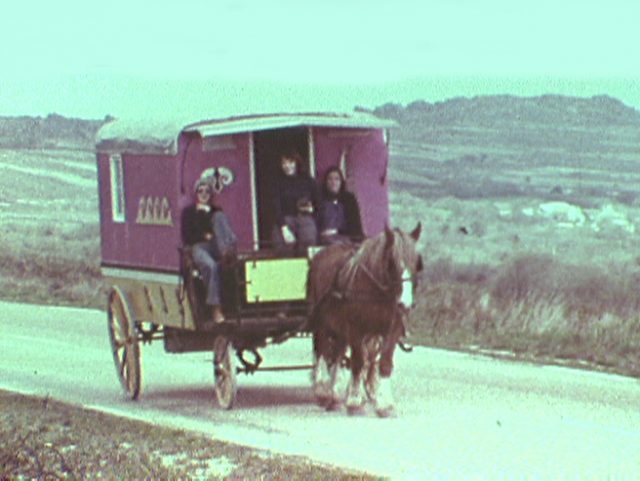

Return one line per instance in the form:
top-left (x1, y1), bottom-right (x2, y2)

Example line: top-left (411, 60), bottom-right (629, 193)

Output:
top-left (184, 113), bottom-right (396, 137)
top-left (96, 111), bottom-right (396, 155)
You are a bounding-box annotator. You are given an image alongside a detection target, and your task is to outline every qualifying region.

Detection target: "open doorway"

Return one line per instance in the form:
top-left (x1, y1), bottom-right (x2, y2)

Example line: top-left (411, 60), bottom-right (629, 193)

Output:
top-left (253, 127), bottom-right (310, 249)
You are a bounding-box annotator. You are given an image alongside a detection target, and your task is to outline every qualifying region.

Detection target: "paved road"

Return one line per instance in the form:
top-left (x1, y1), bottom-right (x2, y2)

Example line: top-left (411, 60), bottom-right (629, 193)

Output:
top-left (2, 300), bottom-right (640, 479)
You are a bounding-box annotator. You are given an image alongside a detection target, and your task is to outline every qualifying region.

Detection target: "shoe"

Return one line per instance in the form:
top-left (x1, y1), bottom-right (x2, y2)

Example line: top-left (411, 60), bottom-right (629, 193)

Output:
top-left (212, 305), bottom-right (225, 324)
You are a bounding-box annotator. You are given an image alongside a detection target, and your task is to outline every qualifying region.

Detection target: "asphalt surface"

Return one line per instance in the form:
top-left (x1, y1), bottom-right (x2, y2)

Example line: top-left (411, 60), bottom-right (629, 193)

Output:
top-left (2, 300), bottom-right (640, 480)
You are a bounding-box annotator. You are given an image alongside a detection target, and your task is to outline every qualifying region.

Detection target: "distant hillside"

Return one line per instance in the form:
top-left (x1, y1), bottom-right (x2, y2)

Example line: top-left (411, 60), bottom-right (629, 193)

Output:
top-left (0, 114), bottom-right (111, 150)
top-left (368, 94), bottom-right (640, 155)
top-left (1, 95), bottom-right (639, 151)
top-left (373, 94), bottom-right (640, 129)
top-left (370, 94), bottom-right (640, 206)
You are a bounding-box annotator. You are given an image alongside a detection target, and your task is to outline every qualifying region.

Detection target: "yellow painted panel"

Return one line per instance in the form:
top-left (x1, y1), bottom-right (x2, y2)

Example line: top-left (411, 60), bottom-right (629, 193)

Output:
top-left (245, 258), bottom-right (309, 302)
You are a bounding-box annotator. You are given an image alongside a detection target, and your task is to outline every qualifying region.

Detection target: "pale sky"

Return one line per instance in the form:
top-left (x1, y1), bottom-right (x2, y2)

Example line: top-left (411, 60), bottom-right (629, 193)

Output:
top-left (1, 0), bottom-right (638, 118)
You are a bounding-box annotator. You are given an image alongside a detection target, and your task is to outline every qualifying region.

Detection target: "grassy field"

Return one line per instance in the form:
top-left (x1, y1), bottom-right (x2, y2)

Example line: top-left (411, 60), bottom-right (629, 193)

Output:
top-left (0, 148), bottom-right (103, 308)
top-left (1, 136), bottom-right (640, 378)
top-left (387, 118), bottom-right (640, 376)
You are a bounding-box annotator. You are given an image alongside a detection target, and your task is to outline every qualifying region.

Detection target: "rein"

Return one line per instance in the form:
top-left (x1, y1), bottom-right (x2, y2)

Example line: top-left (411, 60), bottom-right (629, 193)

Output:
top-left (337, 255), bottom-right (412, 305)
top-left (353, 262), bottom-right (391, 295)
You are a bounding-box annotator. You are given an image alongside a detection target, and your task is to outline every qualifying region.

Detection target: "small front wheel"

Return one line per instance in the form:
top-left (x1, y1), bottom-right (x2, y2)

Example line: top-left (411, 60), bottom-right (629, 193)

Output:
top-left (213, 336), bottom-right (237, 409)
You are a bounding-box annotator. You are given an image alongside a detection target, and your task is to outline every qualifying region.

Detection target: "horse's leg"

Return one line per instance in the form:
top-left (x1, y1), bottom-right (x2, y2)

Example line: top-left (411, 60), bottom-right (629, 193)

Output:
top-left (345, 337), bottom-right (367, 416)
top-left (311, 330), bottom-right (332, 406)
top-left (325, 337), bottom-right (348, 411)
top-left (374, 319), bottom-right (404, 418)
top-left (364, 335), bottom-right (382, 405)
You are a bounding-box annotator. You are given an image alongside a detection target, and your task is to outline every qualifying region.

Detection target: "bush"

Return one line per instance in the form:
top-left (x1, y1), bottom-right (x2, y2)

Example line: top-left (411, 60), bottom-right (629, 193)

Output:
top-left (409, 254), bottom-right (640, 375)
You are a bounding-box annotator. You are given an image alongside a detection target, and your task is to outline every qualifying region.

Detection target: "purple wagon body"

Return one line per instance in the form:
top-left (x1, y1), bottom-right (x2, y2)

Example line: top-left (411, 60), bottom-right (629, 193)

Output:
top-left (96, 112), bottom-right (394, 272)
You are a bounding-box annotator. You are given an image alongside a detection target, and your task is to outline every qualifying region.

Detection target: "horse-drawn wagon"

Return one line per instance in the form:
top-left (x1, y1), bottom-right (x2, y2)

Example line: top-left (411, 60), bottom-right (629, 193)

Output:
top-left (97, 107), bottom-right (418, 414)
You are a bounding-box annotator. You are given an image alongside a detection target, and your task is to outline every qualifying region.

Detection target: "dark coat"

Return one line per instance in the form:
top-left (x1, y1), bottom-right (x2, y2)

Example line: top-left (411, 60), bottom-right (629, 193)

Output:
top-left (318, 191), bottom-right (364, 241)
top-left (272, 173), bottom-right (320, 227)
top-left (180, 204), bottom-right (216, 246)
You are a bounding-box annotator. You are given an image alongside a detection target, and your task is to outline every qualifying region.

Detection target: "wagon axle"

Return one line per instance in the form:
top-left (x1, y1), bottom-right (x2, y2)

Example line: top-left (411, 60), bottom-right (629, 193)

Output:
top-left (233, 348), bottom-right (313, 375)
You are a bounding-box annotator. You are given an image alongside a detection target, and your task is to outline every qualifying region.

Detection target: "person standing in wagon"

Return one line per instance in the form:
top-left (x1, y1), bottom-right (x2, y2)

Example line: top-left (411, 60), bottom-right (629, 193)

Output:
top-left (181, 179), bottom-right (237, 326)
top-left (271, 149), bottom-right (319, 253)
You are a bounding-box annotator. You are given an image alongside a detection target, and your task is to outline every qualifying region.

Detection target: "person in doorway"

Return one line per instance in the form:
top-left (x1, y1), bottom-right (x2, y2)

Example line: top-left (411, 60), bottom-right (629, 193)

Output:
top-left (271, 149), bottom-right (319, 253)
top-left (317, 166), bottom-right (364, 245)
top-left (181, 179), bottom-right (237, 327)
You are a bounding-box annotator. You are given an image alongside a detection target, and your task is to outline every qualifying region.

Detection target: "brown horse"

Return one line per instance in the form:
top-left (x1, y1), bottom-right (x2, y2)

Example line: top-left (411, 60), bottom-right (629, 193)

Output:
top-left (307, 223), bottom-right (422, 417)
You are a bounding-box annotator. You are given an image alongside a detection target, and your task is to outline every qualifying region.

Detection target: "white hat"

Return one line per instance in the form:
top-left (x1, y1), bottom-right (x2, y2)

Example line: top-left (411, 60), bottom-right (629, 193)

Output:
top-left (193, 177), bottom-right (212, 193)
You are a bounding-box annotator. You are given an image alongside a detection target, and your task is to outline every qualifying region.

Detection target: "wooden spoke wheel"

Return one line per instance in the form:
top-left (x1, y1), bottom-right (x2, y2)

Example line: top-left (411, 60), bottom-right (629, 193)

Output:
top-left (108, 287), bottom-right (142, 400)
top-left (213, 336), bottom-right (237, 409)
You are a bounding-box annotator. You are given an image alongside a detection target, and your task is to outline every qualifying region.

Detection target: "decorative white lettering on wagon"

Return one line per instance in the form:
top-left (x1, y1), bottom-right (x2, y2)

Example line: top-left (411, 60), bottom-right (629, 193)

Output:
top-left (136, 196), bottom-right (173, 226)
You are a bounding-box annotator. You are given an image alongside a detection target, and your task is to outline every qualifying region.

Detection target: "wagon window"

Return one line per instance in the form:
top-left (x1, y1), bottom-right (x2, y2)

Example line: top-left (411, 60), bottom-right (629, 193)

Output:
top-left (109, 154), bottom-right (125, 222)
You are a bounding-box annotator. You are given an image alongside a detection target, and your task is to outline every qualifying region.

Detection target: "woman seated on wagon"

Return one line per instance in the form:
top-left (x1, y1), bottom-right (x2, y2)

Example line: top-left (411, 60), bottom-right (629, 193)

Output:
top-left (271, 149), bottom-right (320, 253)
top-left (181, 179), bottom-right (237, 327)
top-left (317, 166), bottom-right (364, 245)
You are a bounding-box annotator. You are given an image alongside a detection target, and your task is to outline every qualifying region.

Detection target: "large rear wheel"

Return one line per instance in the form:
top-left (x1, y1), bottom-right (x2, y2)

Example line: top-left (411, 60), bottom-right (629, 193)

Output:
top-left (108, 287), bottom-right (142, 400)
top-left (213, 336), bottom-right (236, 409)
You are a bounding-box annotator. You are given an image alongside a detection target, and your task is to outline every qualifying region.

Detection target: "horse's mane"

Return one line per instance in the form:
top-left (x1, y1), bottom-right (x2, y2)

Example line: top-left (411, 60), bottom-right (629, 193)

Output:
top-left (337, 229), bottom-right (416, 291)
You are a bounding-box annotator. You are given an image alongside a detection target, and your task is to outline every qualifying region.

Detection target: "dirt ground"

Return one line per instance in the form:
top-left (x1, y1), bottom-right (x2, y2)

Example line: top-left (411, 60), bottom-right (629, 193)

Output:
top-left (0, 390), bottom-right (379, 480)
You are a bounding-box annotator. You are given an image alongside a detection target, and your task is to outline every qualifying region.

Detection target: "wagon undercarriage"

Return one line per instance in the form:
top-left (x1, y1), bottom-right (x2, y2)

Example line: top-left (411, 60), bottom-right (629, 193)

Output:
top-left (106, 254), bottom-right (314, 409)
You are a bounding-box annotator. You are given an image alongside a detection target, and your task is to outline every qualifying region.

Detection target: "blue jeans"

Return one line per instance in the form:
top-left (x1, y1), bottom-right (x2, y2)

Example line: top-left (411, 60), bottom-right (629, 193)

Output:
top-left (272, 214), bottom-right (317, 253)
top-left (192, 242), bottom-right (222, 306)
top-left (192, 211), bottom-right (237, 306)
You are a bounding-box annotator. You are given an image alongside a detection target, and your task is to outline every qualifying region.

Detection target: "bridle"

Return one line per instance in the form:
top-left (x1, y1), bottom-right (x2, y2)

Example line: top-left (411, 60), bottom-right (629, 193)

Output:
top-left (355, 262), bottom-right (413, 301)
top-left (337, 245), bottom-right (415, 310)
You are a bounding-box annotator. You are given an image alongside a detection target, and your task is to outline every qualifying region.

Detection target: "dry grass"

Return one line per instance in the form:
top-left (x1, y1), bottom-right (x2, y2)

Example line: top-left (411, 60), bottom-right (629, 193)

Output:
top-left (410, 254), bottom-right (640, 376)
top-left (0, 221), bottom-right (106, 308)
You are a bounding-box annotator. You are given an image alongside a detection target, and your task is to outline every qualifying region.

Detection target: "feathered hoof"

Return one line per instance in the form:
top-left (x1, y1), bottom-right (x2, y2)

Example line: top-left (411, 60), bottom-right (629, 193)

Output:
top-left (346, 404), bottom-right (366, 416)
top-left (325, 399), bottom-right (343, 412)
top-left (364, 386), bottom-right (377, 403)
top-left (375, 406), bottom-right (396, 418)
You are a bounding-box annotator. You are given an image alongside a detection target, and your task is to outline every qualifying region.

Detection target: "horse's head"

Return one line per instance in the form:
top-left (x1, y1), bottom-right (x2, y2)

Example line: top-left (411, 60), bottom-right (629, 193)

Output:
top-left (383, 223), bottom-right (423, 313)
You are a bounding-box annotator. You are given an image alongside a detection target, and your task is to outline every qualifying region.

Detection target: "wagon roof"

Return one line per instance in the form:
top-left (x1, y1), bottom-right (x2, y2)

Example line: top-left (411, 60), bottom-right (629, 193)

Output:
top-left (96, 110), bottom-right (396, 155)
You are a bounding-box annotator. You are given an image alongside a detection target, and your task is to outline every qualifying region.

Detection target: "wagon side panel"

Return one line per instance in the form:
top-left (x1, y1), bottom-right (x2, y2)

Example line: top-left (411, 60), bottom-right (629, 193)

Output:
top-left (97, 152), bottom-right (181, 272)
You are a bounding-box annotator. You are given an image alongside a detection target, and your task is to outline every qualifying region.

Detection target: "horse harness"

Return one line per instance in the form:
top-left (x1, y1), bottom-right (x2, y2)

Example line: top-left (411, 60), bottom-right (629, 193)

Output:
top-left (326, 249), bottom-right (414, 336)
top-left (330, 255), bottom-right (414, 353)
top-left (331, 252), bottom-right (412, 304)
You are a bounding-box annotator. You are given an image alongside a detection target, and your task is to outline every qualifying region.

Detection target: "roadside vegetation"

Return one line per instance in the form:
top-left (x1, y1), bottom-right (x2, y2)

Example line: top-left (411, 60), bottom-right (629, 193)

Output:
top-left (0, 390), bottom-right (375, 480)
top-left (382, 95), bottom-right (640, 377)
top-left (0, 220), bottom-right (104, 308)
top-left (410, 255), bottom-right (640, 376)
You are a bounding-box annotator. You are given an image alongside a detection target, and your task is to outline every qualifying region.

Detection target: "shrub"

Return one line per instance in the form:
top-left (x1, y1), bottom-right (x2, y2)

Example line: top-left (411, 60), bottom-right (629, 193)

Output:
top-left (410, 254), bottom-right (640, 375)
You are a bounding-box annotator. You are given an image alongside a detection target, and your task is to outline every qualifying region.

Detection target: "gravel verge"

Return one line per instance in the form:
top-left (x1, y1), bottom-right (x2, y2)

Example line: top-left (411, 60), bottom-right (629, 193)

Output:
top-left (0, 390), bottom-right (380, 480)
